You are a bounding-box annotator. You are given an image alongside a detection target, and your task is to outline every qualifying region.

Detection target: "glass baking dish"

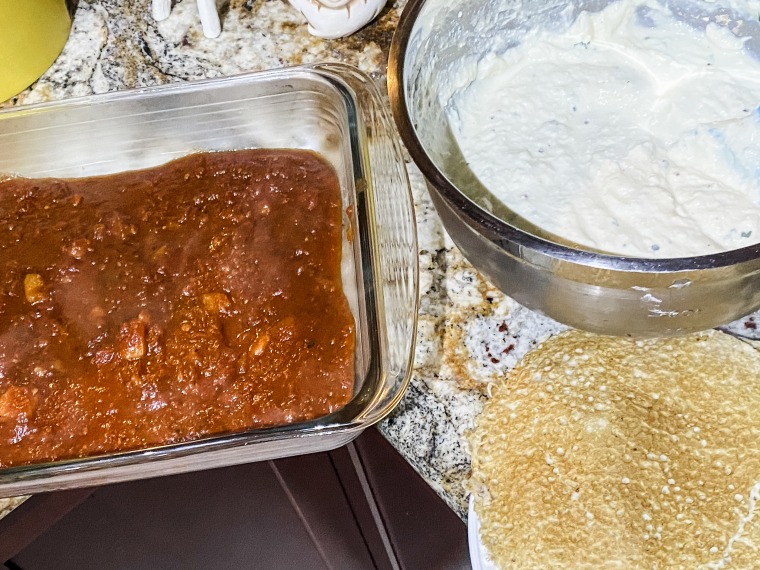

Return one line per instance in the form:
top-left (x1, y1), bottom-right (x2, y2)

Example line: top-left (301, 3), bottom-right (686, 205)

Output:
top-left (0, 63), bottom-right (418, 497)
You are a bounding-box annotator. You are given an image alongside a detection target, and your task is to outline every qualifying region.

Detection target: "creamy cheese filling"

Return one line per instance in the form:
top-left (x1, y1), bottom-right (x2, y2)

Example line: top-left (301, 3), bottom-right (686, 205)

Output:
top-left (447, 0), bottom-right (760, 258)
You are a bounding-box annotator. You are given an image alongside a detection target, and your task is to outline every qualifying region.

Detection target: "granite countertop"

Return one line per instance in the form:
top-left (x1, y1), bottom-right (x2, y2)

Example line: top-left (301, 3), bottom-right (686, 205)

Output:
top-left (2, 0), bottom-right (759, 524)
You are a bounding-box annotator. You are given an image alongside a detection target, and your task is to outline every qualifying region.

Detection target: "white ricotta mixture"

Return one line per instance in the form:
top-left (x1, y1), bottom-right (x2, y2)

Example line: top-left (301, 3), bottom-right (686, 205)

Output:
top-left (447, 0), bottom-right (760, 258)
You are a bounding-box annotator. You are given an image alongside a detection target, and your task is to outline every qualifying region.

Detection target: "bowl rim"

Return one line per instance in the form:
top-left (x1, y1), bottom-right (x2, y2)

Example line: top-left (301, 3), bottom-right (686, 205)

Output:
top-left (387, 0), bottom-right (760, 273)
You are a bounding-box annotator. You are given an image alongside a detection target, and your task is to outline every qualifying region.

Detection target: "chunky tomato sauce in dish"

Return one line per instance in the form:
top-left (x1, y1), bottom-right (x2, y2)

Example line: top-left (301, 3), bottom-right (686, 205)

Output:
top-left (0, 149), bottom-right (355, 468)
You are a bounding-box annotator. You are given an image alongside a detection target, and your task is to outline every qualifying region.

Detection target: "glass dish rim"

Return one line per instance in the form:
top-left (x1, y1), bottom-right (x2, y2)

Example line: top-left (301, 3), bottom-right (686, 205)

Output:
top-left (0, 62), bottom-right (419, 484)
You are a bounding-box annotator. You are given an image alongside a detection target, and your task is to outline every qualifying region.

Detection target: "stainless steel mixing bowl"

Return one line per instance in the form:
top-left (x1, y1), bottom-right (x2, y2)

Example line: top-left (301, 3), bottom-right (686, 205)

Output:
top-left (388, 0), bottom-right (760, 337)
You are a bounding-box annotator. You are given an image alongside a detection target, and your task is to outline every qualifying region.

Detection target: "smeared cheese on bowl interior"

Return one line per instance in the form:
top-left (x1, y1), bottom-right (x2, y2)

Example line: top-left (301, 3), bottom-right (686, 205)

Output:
top-left (447, 0), bottom-right (760, 258)
top-left (469, 329), bottom-right (760, 569)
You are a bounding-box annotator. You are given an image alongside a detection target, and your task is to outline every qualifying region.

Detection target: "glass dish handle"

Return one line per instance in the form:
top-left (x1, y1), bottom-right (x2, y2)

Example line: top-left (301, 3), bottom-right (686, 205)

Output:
top-left (313, 63), bottom-right (419, 422)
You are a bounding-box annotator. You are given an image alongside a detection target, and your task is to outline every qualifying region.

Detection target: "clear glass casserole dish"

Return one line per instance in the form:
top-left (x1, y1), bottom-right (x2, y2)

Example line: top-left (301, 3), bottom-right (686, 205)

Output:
top-left (0, 63), bottom-right (418, 496)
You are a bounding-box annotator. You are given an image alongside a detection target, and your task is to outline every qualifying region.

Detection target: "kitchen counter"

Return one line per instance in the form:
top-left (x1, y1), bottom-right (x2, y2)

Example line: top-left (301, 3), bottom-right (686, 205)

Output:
top-left (3, 0), bottom-right (759, 525)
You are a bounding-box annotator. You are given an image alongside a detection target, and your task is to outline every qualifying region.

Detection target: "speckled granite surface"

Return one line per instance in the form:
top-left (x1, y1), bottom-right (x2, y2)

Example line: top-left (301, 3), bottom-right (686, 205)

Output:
top-left (0, 496), bottom-right (28, 521)
top-left (3, 0), bottom-right (395, 109)
top-left (2, 0), bottom-right (760, 526)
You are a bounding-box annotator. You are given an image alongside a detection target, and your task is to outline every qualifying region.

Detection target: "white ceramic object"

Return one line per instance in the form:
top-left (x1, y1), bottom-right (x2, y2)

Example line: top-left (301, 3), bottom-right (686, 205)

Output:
top-left (151, 0), bottom-right (221, 39)
top-left (151, 0), bottom-right (171, 21)
top-left (468, 495), bottom-right (498, 570)
top-left (288, 0), bottom-right (387, 39)
top-left (196, 0), bottom-right (221, 38)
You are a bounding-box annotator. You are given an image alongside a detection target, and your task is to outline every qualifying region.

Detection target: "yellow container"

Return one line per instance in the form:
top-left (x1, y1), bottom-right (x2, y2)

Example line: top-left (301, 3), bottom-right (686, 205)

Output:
top-left (0, 0), bottom-right (74, 102)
